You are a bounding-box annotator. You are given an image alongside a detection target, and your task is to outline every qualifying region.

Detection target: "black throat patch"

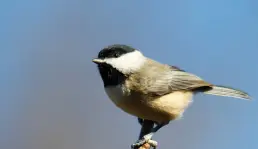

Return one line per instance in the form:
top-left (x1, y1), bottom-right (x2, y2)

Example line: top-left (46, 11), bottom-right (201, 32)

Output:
top-left (97, 63), bottom-right (126, 87)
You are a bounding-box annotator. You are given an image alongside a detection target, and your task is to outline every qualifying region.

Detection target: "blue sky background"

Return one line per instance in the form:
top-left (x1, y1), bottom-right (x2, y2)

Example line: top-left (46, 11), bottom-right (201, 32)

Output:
top-left (0, 0), bottom-right (257, 149)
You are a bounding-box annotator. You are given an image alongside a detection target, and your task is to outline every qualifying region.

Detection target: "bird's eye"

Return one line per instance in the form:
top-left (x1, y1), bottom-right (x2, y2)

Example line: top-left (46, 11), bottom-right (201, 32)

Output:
top-left (114, 53), bottom-right (120, 58)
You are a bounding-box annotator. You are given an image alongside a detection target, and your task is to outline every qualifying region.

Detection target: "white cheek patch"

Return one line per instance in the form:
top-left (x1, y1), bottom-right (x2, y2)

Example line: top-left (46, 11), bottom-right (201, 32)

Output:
top-left (104, 50), bottom-right (146, 74)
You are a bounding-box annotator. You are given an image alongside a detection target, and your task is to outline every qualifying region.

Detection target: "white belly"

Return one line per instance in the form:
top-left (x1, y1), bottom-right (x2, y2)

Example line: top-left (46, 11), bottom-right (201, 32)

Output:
top-left (104, 86), bottom-right (193, 122)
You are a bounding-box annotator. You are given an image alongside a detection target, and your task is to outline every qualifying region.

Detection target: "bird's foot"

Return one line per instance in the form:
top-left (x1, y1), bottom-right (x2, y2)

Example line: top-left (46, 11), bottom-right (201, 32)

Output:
top-left (131, 135), bottom-right (158, 149)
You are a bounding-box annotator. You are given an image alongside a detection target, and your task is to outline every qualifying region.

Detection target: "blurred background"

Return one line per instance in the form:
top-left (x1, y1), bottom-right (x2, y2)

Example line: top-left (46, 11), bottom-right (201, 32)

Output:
top-left (0, 0), bottom-right (257, 149)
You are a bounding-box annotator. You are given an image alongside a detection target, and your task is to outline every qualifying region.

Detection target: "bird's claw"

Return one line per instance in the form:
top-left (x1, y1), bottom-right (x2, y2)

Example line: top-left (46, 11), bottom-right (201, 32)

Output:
top-left (131, 138), bottom-right (158, 149)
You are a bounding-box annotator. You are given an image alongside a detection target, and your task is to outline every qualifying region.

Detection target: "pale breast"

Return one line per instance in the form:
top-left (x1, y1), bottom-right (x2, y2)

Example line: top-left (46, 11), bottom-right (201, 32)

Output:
top-left (104, 85), bottom-right (193, 123)
top-left (104, 85), bottom-right (129, 106)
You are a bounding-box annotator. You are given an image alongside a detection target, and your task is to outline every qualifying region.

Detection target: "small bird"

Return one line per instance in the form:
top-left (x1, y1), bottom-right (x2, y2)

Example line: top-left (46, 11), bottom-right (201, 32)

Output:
top-left (92, 44), bottom-right (251, 149)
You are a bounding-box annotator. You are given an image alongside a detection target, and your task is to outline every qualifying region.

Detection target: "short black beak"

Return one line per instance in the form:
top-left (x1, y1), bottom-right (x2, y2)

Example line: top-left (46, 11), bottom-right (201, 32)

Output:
top-left (92, 58), bottom-right (105, 64)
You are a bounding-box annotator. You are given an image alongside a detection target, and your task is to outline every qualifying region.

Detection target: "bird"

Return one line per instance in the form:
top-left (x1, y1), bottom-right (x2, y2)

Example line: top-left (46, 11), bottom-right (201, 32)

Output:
top-left (92, 44), bottom-right (251, 149)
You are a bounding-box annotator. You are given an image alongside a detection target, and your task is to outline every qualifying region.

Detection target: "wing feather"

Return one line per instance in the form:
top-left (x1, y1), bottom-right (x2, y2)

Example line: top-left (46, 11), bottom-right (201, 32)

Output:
top-left (147, 70), bottom-right (212, 96)
top-left (127, 60), bottom-right (212, 96)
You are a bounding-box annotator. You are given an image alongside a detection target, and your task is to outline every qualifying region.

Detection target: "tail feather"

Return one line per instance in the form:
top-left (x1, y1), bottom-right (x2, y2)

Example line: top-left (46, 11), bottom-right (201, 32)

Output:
top-left (203, 85), bottom-right (251, 100)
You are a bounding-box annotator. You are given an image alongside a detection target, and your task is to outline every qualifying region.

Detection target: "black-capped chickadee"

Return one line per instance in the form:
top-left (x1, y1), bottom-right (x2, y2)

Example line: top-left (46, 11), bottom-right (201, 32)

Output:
top-left (92, 44), bottom-right (251, 149)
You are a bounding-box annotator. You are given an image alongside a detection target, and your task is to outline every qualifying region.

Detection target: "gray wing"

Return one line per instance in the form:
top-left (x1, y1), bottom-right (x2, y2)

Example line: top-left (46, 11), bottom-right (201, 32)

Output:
top-left (168, 65), bottom-right (185, 71)
top-left (145, 65), bottom-right (212, 96)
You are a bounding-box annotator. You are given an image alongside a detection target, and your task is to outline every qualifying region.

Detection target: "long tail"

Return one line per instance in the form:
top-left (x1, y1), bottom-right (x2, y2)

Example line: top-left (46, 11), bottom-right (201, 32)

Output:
top-left (203, 85), bottom-right (251, 100)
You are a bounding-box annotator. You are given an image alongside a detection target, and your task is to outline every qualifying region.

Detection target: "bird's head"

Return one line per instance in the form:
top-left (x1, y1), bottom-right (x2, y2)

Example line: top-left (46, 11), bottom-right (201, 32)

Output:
top-left (92, 44), bottom-right (146, 75)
